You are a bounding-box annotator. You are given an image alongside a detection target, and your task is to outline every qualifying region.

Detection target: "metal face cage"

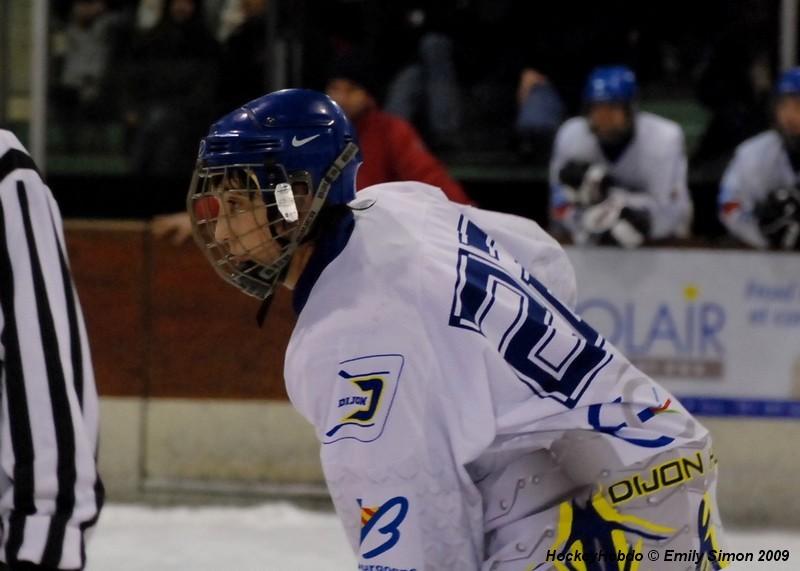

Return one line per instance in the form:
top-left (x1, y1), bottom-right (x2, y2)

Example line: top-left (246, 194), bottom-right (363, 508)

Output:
top-left (187, 163), bottom-right (312, 300)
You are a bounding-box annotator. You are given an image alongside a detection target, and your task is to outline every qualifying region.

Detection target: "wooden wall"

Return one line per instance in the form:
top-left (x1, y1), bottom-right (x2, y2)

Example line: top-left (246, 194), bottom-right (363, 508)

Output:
top-left (65, 221), bottom-right (295, 401)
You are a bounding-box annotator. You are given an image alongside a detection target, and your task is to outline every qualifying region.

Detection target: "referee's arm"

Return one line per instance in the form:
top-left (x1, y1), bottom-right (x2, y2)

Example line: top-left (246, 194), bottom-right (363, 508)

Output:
top-left (0, 135), bottom-right (104, 570)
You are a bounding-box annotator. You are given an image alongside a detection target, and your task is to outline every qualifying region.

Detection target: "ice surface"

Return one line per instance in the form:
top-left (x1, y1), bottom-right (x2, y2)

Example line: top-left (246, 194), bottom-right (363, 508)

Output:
top-left (86, 503), bottom-right (800, 570)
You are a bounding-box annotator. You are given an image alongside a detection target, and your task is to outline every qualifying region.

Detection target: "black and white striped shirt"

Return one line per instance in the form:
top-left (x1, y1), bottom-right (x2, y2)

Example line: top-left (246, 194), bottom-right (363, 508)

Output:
top-left (0, 131), bottom-right (103, 570)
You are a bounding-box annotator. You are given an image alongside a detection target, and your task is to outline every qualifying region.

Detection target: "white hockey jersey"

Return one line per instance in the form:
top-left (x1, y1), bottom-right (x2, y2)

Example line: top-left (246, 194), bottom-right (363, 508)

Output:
top-left (549, 111), bottom-right (692, 239)
top-left (719, 129), bottom-right (798, 248)
top-left (284, 182), bottom-right (707, 570)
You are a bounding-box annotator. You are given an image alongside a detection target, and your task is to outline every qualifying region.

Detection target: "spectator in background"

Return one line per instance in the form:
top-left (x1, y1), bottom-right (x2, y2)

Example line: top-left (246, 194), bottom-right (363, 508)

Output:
top-left (51, 0), bottom-right (124, 150)
top-left (301, 0), bottom-right (462, 151)
top-left (137, 0), bottom-right (245, 42)
top-left (378, 2), bottom-right (462, 151)
top-left (135, 0), bottom-right (165, 30)
top-left (692, 0), bottom-right (775, 171)
top-left (210, 0), bottom-right (246, 42)
top-left (124, 0), bottom-right (219, 175)
top-left (217, 0), bottom-right (270, 114)
top-left (549, 66), bottom-right (692, 248)
top-left (718, 68), bottom-right (800, 251)
top-left (511, 1), bottom-right (637, 158)
top-left (513, 3), bottom-right (636, 114)
top-left (306, 0), bottom-right (630, 157)
top-left (326, 50), bottom-right (472, 204)
top-left (514, 68), bottom-right (565, 157)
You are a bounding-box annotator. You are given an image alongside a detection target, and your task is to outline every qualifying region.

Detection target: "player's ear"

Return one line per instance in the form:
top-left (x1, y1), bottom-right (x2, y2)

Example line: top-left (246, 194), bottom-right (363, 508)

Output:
top-left (291, 181), bottom-right (312, 216)
top-left (291, 181), bottom-right (310, 196)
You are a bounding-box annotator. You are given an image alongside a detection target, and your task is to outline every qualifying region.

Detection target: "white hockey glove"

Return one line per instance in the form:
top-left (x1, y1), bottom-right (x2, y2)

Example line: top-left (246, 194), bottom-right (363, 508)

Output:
top-left (558, 161), bottom-right (612, 207)
top-left (580, 192), bottom-right (651, 249)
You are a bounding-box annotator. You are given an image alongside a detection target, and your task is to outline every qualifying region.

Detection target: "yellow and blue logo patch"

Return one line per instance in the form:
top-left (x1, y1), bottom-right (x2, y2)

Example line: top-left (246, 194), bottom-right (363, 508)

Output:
top-left (323, 354), bottom-right (404, 444)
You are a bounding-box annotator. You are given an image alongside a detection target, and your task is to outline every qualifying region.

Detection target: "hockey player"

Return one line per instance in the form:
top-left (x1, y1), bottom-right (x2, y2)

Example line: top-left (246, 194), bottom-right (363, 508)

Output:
top-left (718, 67), bottom-right (800, 250)
top-left (0, 130), bottom-right (103, 570)
top-left (188, 89), bottom-right (726, 570)
top-left (549, 66), bottom-right (692, 248)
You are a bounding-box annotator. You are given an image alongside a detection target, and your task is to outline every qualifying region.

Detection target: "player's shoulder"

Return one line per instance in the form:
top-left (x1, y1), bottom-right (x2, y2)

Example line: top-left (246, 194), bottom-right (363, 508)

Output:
top-left (0, 129), bottom-right (29, 158)
top-left (339, 181), bottom-right (446, 271)
top-left (357, 181), bottom-right (449, 214)
top-left (555, 116), bottom-right (592, 141)
top-left (354, 181), bottom-right (468, 292)
top-left (466, 207), bottom-right (578, 306)
top-left (467, 207), bottom-right (557, 250)
top-left (636, 111), bottom-right (684, 142)
top-left (0, 130), bottom-right (46, 200)
top-left (733, 129), bottom-right (783, 159)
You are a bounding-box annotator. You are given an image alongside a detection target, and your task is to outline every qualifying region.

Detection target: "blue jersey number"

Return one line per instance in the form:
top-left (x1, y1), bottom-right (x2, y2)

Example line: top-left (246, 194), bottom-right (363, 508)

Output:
top-left (449, 217), bottom-right (612, 408)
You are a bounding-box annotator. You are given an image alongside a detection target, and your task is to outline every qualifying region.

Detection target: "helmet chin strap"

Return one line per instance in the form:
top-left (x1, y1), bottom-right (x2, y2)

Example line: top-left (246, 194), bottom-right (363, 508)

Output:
top-left (294, 141), bottom-right (360, 243)
top-left (254, 141), bottom-right (360, 326)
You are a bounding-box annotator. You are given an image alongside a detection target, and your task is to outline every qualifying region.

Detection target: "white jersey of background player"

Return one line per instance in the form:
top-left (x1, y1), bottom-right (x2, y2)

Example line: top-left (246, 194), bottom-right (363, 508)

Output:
top-left (189, 90), bottom-right (726, 570)
top-left (550, 66), bottom-right (692, 248)
top-left (718, 67), bottom-right (800, 250)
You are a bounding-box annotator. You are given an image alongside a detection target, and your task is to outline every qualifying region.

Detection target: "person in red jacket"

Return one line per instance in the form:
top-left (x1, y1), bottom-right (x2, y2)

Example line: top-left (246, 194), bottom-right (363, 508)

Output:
top-left (324, 51), bottom-right (472, 204)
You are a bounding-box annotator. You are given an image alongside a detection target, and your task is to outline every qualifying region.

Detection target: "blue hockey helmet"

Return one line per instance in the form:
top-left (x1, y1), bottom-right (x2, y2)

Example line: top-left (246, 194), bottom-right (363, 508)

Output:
top-left (776, 67), bottom-right (800, 97)
top-left (188, 88), bottom-right (362, 301)
top-left (583, 65), bottom-right (638, 105)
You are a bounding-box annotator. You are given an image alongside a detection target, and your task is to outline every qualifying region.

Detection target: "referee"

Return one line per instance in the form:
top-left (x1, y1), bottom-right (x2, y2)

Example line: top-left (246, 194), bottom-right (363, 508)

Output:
top-left (0, 130), bottom-right (103, 570)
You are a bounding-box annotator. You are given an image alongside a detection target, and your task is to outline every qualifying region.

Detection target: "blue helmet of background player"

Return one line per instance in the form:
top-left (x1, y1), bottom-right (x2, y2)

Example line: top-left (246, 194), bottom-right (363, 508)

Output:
top-left (775, 67), bottom-right (800, 97)
top-left (583, 66), bottom-right (637, 153)
top-left (774, 68), bottom-right (800, 152)
top-left (583, 65), bottom-right (638, 106)
top-left (187, 88), bottom-right (362, 302)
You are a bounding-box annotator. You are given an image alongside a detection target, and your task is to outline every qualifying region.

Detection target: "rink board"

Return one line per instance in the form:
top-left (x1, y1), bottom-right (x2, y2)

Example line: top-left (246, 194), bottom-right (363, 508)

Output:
top-left (98, 397), bottom-right (800, 526)
top-left (565, 246), bottom-right (800, 416)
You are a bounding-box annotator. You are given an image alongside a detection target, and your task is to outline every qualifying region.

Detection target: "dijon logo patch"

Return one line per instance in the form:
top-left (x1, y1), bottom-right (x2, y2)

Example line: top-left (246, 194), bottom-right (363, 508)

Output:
top-left (323, 354), bottom-right (404, 444)
top-left (606, 449), bottom-right (718, 506)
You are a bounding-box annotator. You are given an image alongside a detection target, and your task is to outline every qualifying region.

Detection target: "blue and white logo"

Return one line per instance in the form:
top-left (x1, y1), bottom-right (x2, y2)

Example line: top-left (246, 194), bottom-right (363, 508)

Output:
top-left (359, 496), bottom-right (410, 560)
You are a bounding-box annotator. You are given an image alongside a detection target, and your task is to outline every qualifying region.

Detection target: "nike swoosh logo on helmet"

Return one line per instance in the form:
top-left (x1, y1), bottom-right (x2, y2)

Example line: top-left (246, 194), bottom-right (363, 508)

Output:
top-left (291, 134), bottom-right (321, 147)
